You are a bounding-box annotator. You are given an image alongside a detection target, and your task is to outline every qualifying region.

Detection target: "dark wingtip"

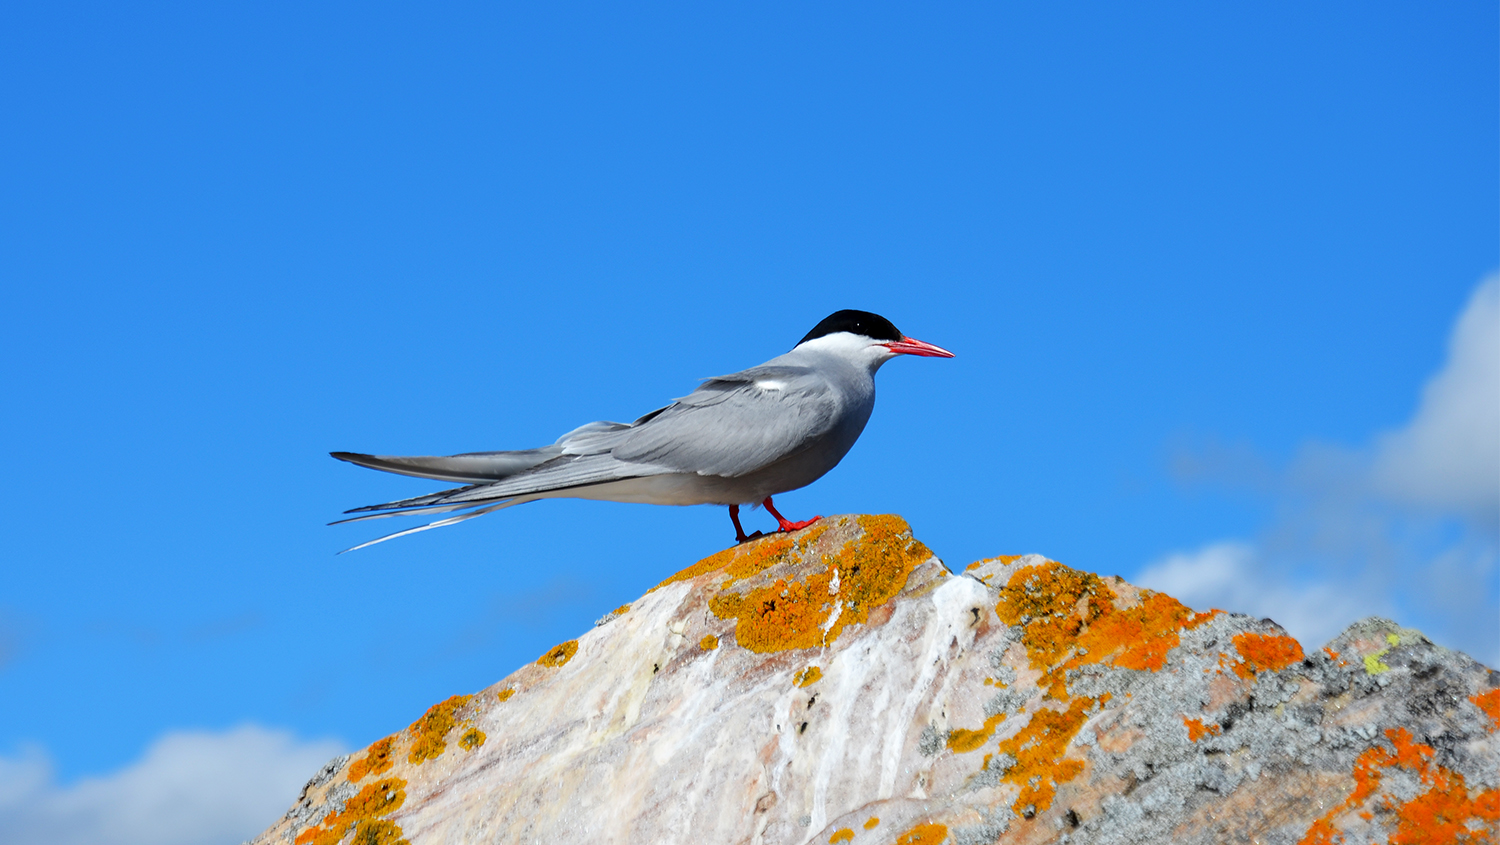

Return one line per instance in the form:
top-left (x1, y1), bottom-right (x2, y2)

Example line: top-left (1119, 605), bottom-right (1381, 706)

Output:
top-left (330, 451), bottom-right (363, 462)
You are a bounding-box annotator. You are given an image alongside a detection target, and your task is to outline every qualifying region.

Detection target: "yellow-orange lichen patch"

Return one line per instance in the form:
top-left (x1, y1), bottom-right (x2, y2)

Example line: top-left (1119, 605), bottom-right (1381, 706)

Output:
top-left (829, 829), bottom-right (854, 844)
top-left (893, 822), bottom-right (949, 845)
top-left (700, 634), bottom-right (719, 650)
top-left (1471, 689), bottom-right (1500, 732)
top-left (496, 687), bottom-right (515, 702)
top-left (653, 528), bottom-right (811, 593)
top-left (348, 735), bottom-right (395, 782)
top-left (349, 819), bottom-right (407, 845)
top-left (1298, 727), bottom-right (1500, 845)
top-left (710, 516), bottom-right (929, 653)
top-left (996, 563), bottom-right (1113, 672)
top-left (724, 523), bottom-right (831, 583)
top-left (795, 666), bottom-right (823, 687)
top-left (994, 561), bottom-right (1214, 698)
top-left (652, 546), bottom-right (744, 592)
top-left (1183, 716), bottom-right (1221, 743)
top-left (713, 569), bottom-right (834, 652)
top-left (407, 695), bottom-right (472, 764)
top-left (827, 515), bottom-right (931, 637)
top-left (966, 555), bottom-right (1021, 572)
top-left (1232, 632), bottom-right (1305, 679)
top-left (538, 639), bottom-right (579, 668)
top-left (947, 713), bottom-right (1006, 753)
top-left (864, 816), bottom-right (880, 829)
top-left (294, 777), bottom-right (408, 845)
top-left (995, 698), bottom-right (1093, 814)
top-left (458, 728), bottom-right (486, 751)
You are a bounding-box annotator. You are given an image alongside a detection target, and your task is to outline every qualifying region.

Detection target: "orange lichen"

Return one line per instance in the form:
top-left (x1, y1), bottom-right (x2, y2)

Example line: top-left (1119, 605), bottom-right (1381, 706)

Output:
top-left (613, 604), bottom-right (630, 616)
top-left (864, 816), bottom-right (880, 829)
top-left (1298, 727), bottom-right (1500, 844)
top-left (653, 530), bottom-right (804, 592)
top-left (458, 728), bottom-right (486, 751)
top-left (947, 713), bottom-right (1006, 753)
top-left (1471, 689), bottom-right (1500, 732)
top-left (700, 634), bottom-right (719, 650)
top-left (1183, 716), bottom-right (1221, 743)
top-left (294, 777), bottom-right (408, 845)
top-left (1087, 592), bottom-right (1215, 672)
top-left (996, 563), bottom-right (1112, 671)
top-left (981, 560), bottom-right (1230, 814)
top-left (538, 639), bottom-right (579, 668)
top-left (723, 524), bottom-right (831, 583)
top-left (795, 666), bottom-right (823, 687)
top-left (995, 561), bottom-right (1215, 698)
top-left (713, 570), bottom-right (834, 652)
top-left (1232, 632), bottom-right (1305, 678)
top-left (1389, 767), bottom-right (1500, 843)
top-left (348, 735), bottom-right (395, 782)
top-left (1324, 646), bottom-right (1341, 661)
top-left (710, 516), bottom-right (928, 653)
top-left (496, 688), bottom-right (515, 702)
top-left (893, 822), bottom-right (949, 845)
top-left (995, 697), bottom-right (1093, 814)
top-left (966, 555), bottom-right (1021, 571)
top-left (1300, 816), bottom-right (1339, 845)
top-left (349, 819), bottom-right (407, 845)
top-left (828, 515), bottom-right (932, 636)
top-left (345, 779), bottom-right (408, 817)
top-left (652, 547), bottom-right (742, 592)
top-left (407, 695), bottom-right (472, 764)
top-left (829, 829), bottom-right (854, 844)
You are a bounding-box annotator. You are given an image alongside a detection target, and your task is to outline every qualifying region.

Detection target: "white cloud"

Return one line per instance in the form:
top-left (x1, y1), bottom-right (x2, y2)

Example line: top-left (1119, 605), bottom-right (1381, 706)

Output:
top-left (1372, 274), bottom-right (1500, 526)
top-left (1149, 275), bottom-right (1500, 667)
top-left (1136, 541), bottom-right (1384, 650)
top-left (0, 726), bottom-right (345, 845)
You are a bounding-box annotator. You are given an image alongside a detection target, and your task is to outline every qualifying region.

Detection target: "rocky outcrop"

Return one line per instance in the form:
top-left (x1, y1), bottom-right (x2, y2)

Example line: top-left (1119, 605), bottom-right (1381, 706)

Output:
top-left (254, 515), bottom-right (1500, 845)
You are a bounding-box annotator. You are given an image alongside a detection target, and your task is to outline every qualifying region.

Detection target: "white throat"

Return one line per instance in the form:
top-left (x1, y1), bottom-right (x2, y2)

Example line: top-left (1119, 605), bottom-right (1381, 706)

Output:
top-left (790, 332), bottom-right (898, 373)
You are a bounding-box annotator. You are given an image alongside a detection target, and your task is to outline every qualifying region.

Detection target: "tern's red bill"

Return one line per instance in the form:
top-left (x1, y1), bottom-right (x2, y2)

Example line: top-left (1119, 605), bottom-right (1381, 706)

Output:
top-left (883, 336), bottom-right (955, 358)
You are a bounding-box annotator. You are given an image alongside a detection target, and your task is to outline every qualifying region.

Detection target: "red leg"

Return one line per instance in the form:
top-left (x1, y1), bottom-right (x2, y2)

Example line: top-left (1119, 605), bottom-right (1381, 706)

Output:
top-left (762, 497), bottom-right (822, 533)
top-left (729, 504), bottom-right (762, 544)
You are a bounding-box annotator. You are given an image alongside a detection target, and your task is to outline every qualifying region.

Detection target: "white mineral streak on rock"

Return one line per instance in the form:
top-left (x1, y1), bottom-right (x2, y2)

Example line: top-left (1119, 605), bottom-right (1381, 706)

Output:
top-left (256, 516), bottom-right (1500, 845)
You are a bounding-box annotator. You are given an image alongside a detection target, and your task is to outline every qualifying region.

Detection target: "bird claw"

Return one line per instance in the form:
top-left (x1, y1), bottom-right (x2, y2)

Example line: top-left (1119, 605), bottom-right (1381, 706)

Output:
top-left (775, 515), bottom-right (823, 533)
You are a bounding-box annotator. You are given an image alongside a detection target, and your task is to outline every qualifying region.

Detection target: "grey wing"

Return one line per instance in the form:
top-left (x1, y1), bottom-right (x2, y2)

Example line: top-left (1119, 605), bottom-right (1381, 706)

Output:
top-left (602, 366), bottom-right (841, 477)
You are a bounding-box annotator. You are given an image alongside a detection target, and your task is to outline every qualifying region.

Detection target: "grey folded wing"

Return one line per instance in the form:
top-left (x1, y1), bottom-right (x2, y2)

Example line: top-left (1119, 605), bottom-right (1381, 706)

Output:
top-left (595, 365), bottom-right (841, 478)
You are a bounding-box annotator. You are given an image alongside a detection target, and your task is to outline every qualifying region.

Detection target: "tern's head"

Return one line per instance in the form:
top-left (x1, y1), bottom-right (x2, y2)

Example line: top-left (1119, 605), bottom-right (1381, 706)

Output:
top-left (793, 309), bottom-right (955, 371)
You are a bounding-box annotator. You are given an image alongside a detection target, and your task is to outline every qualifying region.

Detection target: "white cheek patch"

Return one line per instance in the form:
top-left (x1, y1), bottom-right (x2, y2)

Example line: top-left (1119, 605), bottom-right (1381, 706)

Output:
top-left (755, 380), bottom-right (787, 391)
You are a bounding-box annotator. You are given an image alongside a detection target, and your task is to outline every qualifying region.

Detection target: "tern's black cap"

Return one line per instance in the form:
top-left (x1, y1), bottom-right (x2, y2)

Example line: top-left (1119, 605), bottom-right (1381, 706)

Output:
top-left (796, 310), bottom-right (903, 347)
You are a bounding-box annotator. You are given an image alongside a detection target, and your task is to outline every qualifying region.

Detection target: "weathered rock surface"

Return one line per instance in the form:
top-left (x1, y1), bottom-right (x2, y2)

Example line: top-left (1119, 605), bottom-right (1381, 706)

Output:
top-left (254, 515), bottom-right (1500, 845)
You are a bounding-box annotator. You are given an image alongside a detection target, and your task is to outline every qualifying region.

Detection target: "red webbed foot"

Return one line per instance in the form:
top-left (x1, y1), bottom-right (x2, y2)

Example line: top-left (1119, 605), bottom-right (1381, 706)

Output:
top-left (762, 497), bottom-right (822, 534)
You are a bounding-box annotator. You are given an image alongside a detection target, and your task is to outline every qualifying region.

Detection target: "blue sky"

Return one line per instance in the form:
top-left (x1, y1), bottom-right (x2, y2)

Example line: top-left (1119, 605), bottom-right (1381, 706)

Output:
top-left (1, 3), bottom-right (1495, 842)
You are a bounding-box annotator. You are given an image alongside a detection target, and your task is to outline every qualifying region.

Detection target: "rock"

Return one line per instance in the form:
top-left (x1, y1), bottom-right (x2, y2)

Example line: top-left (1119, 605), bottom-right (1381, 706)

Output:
top-left (252, 515), bottom-right (1500, 845)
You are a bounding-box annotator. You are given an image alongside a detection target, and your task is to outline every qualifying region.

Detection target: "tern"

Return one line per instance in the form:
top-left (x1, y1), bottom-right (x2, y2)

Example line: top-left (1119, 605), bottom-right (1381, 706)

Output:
top-left (331, 309), bottom-right (953, 552)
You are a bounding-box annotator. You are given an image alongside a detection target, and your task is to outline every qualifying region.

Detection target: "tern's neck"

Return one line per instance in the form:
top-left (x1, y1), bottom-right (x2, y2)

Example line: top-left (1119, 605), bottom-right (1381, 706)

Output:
top-left (788, 334), bottom-right (894, 375)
